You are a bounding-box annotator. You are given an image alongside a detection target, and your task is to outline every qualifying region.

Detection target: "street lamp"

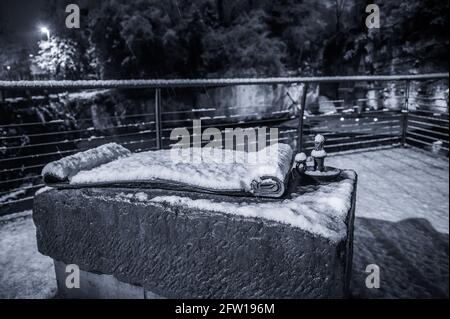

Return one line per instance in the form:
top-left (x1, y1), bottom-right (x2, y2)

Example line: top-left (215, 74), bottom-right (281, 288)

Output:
top-left (39, 26), bottom-right (50, 41)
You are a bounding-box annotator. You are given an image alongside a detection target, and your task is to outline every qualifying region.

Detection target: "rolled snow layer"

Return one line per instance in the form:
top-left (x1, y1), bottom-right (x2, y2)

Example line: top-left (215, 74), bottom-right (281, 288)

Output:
top-left (41, 143), bottom-right (131, 184)
top-left (42, 143), bottom-right (293, 198)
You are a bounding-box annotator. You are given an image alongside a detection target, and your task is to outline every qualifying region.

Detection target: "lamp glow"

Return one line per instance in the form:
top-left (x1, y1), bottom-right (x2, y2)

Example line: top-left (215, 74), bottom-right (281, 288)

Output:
top-left (39, 26), bottom-right (50, 40)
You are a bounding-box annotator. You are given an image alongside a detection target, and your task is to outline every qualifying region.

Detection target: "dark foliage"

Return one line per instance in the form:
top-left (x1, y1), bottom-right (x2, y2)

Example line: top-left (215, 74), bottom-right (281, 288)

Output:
top-left (0, 0), bottom-right (448, 79)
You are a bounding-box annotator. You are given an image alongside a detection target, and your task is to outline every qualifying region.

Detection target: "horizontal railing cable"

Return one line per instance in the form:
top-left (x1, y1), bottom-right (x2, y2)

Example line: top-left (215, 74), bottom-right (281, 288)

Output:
top-left (1, 73), bottom-right (447, 90)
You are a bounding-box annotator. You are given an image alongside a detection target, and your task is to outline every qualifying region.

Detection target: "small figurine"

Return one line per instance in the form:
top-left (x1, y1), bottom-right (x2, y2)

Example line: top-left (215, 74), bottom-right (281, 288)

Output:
top-left (311, 134), bottom-right (327, 172)
top-left (294, 152), bottom-right (307, 174)
top-left (303, 134), bottom-right (341, 182)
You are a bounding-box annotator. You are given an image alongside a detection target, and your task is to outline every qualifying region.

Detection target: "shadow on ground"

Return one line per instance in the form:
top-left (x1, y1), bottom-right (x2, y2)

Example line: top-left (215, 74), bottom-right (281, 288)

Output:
top-left (351, 217), bottom-right (449, 298)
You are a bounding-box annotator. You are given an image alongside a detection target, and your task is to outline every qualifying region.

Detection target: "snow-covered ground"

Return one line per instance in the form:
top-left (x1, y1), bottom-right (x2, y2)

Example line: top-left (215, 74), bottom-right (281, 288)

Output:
top-left (328, 147), bottom-right (449, 298)
top-left (0, 211), bottom-right (56, 299)
top-left (0, 146), bottom-right (448, 298)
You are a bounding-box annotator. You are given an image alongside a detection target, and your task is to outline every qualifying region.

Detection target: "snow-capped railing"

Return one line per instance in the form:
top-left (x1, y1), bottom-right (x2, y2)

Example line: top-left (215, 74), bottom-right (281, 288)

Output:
top-left (0, 73), bottom-right (448, 89)
top-left (0, 73), bottom-right (448, 215)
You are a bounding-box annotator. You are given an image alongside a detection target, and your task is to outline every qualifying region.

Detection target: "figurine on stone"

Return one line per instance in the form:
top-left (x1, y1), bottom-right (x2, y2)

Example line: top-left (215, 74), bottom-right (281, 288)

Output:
top-left (311, 134), bottom-right (327, 172)
top-left (302, 134), bottom-right (341, 181)
top-left (293, 152), bottom-right (307, 174)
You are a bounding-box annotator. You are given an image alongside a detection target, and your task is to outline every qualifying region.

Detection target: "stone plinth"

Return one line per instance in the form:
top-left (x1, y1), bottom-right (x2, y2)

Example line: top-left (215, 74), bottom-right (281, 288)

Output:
top-left (33, 171), bottom-right (357, 299)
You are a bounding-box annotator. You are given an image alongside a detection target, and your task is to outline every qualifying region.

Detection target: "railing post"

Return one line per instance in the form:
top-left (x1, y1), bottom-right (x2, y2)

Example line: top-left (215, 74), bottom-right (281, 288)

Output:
top-left (401, 80), bottom-right (410, 147)
top-left (155, 88), bottom-right (162, 149)
top-left (297, 82), bottom-right (309, 153)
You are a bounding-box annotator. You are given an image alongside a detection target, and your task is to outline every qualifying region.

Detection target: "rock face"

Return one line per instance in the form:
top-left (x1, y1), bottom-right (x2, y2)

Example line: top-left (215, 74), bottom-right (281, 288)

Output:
top-left (33, 171), bottom-right (357, 299)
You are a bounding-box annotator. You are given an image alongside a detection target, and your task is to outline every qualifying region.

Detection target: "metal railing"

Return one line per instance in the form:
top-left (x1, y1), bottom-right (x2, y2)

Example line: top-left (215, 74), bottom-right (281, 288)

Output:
top-left (0, 73), bottom-right (448, 215)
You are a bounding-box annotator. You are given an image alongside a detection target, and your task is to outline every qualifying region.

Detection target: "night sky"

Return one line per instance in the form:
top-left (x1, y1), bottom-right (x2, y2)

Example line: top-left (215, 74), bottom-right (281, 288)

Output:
top-left (0, 0), bottom-right (48, 43)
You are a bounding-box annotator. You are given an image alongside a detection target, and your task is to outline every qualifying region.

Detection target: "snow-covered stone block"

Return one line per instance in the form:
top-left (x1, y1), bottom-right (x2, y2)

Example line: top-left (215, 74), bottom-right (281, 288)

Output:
top-left (33, 170), bottom-right (357, 298)
top-left (42, 143), bottom-right (294, 198)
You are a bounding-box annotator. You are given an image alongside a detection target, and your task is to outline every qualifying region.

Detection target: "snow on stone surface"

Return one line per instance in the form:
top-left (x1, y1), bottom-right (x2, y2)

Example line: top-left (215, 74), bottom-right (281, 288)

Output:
top-left (34, 186), bottom-right (54, 196)
top-left (64, 89), bottom-right (110, 100)
top-left (70, 143), bottom-right (293, 192)
top-left (311, 149), bottom-right (327, 158)
top-left (150, 177), bottom-right (354, 242)
top-left (294, 152), bottom-right (307, 162)
top-left (305, 167), bottom-right (340, 176)
top-left (0, 187), bottom-right (27, 203)
top-left (42, 142), bottom-right (130, 181)
top-left (104, 171), bottom-right (355, 242)
top-left (315, 134), bottom-right (325, 143)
